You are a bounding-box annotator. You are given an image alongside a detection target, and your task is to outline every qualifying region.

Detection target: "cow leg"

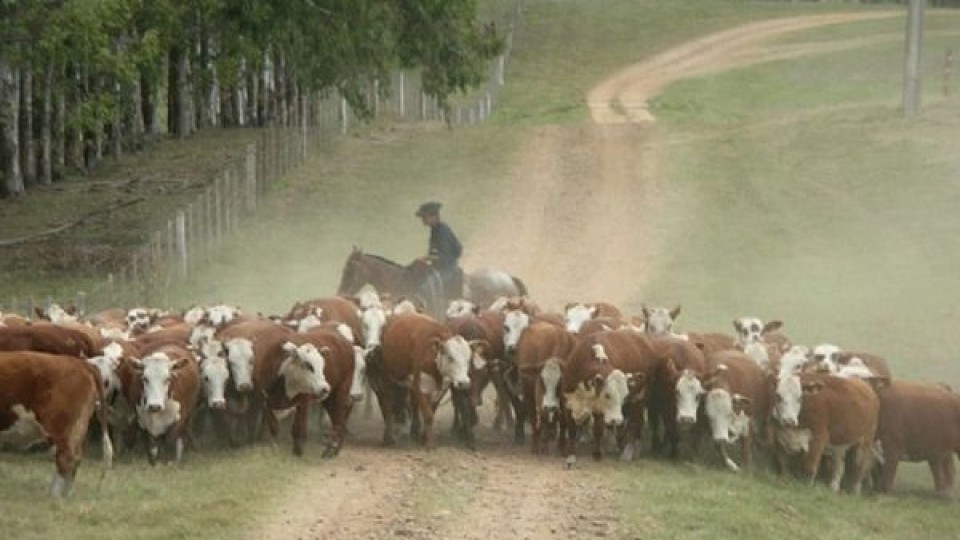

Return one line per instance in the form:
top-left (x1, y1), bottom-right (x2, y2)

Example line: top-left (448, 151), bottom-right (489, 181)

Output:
top-left (564, 412), bottom-right (580, 469)
top-left (493, 377), bottom-right (515, 431)
top-left (322, 394), bottom-right (352, 459)
top-left (939, 454), bottom-right (956, 498)
top-left (848, 440), bottom-right (876, 495)
top-left (413, 390), bottom-right (436, 450)
top-left (50, 433), bottom-right (83, 499)
top-left (878, 442), bottom-right (903, 493)
top-left (741, 433), bottom-right (753, 472)
top-left (374, 384), bottom-right (396, 447)
top-left (592, 413), bottom-right (606, 461)
top-left (290, 398), bottom-right (311, 456)
top-left (647, 402), bottom-right (663, 454)
top-left (827, 447), bottom-right (848, 493)
top-left (803, 435), bottom-right (828, 488)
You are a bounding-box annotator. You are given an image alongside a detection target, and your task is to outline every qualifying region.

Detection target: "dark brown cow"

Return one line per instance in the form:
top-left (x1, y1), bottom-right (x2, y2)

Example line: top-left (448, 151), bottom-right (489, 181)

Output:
top-left (875, 380), bottom-right (960, 497)
top-left (772, 372), bottom-right (879, 493)
top-left (285, 296), bottom-right (363, 345)
top-left (373, 313), bottom-right (480, 449)
top-left (0, 352), bottom-right (113, 497)
top-left (561, 329), bottom-right (655, 465)
top-left (0, 324), bottom-right (100, 357)
top-left (513, 321), bottom-right (576, 453)
top-left (447, 310), bottom-right (513, 431)
top-left (123, 343), bottom-right (201, 465)
top-left (646, 335), bottom-right (710, 458)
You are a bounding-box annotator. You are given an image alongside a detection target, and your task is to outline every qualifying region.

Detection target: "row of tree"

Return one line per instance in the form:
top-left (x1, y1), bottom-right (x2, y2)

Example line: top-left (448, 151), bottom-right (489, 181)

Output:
top-left (0, 0), bottom-right (503, 198)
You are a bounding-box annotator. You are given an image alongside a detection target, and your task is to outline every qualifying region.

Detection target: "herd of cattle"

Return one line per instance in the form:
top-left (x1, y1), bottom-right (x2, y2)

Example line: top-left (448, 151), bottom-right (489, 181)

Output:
top-left (0, 291), bottom-right (957, 501)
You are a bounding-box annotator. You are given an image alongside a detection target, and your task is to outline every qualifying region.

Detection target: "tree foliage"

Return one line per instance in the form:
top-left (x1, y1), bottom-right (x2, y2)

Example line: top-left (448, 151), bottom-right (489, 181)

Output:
top-left (0, 0), bottom-right (505, 196)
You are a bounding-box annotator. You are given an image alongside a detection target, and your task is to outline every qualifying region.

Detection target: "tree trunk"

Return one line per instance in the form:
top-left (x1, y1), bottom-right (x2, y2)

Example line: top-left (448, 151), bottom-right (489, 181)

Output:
top-left (40, 62), bottom-right (52, 185)
top-left (20, 66), bottom-right (35, 186)
top-left (168, 46), bottom-right (193, 138)
top-left (0, 58), bottom-right (24, 197)
top-left (127, 75), bottom-right (145, 150)
top-left (65, 62), bottom-right (84, 173)
top-left (111, 81), bottom-right (122, 159)
top-left (53, 63), bottom-right (65, 180)
top-left (184, 52), bottom-right (195, 135)
top-left (247, 63), bottom-right (259, 127)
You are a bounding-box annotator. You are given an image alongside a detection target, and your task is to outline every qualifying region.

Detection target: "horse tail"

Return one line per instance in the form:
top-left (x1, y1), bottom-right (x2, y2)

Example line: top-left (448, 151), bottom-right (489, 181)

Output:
top-left (511, 276), bottom-right (529, 297)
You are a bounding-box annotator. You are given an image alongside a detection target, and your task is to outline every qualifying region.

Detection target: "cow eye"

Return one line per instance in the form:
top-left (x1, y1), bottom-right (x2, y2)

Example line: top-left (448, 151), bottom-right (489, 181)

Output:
top-left (813, 354), bottom-right (823, 361)
top-left (303, 363), bottom-right (315, 373)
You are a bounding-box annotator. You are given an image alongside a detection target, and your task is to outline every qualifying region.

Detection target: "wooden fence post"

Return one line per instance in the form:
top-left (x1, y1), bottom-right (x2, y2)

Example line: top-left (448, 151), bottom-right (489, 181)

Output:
top-left (340, 97), bottom-right (348, 135)
top-left (399, 72), bottom-right (406, 117)
top-left (176, 210), bottom-right (188, 278)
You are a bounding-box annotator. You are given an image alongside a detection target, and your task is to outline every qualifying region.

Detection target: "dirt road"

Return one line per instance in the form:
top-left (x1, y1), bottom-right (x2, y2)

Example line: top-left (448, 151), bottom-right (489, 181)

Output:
top-left (248, 12), bottom-right (896, 540)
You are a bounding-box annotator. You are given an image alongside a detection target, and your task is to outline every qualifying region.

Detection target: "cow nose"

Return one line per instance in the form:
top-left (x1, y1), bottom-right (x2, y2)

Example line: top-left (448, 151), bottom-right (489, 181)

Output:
top-left (350, 392), bottom-right (364, 402)
top-left (678, 415), bottom-right (696, 425)
top-left (211, 400), bottom-right (226, 410)
top-left (506, 346), bottom-right (516, 355)
top-left (236, 382), bottom-right (253, 392)
top-left (455, 380), bottom-right (471, 391)
top-left (316, 386), bottom-right (331, 401)
top-left (782, 418), bottom-right (797, 428)
top-left (147, 403), bottom-right (163, 413)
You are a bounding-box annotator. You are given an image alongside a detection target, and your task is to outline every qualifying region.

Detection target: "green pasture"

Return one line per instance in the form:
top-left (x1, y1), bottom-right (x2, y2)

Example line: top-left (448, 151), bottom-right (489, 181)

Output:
top-left (4, 1), bottom-right (960, 539)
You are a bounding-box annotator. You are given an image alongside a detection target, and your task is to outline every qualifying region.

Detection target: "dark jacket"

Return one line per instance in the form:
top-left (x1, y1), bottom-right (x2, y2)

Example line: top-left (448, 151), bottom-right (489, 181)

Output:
top-left (429, 221), bottom-right (462, 269)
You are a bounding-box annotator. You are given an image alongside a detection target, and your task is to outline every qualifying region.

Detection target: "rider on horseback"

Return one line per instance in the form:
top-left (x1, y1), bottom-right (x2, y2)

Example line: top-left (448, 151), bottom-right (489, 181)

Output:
top-left (416, 201), bottom-right (463, 301)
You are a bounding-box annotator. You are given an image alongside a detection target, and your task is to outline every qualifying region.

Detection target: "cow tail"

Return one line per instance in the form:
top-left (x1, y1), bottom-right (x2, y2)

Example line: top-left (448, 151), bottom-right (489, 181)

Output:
top-left (511, 276), bottom-right (529, 297)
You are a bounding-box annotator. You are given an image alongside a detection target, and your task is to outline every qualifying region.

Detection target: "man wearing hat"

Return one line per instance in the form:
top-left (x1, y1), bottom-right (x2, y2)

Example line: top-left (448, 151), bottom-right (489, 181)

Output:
top-left (416, 201), bottom-right (463, 299)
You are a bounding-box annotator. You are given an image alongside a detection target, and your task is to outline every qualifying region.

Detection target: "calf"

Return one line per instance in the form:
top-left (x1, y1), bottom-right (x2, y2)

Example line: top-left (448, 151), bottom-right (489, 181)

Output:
top-left (733, 317), bottom-right (791, 368)
top-left (641, 305), bottom-right (682, 336)
top-left (448, 310), bottom-right (513, 431)
top-left (772, 372), bottom-right (879, 493)
top-left (562, 330), bottom-right (655, 465)
top-left (513, 321), bottom-right (576, 453)
top-left (675, 351), bottom-right (769, 472)
top-left (375, 313), bottom-right (481, 449)
top-left (127, 343), bottom-right (201, 464)
top-left (0, 352), bottom-right (113, 498)
top-left (875, 380), bottom-right (960, 497)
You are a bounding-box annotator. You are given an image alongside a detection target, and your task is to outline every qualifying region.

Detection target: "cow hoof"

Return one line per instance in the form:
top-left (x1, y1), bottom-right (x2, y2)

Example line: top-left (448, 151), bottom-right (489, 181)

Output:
top-left (322, 445), bottom-right (340, 459)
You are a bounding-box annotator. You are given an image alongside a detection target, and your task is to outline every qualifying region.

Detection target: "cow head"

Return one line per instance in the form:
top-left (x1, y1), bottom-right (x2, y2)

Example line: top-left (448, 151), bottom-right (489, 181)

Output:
top-left (199, 347), bottom-right (230, 410)
top-left (642, 305), bottom-right (681, 336)
top-left (87, 342), bottom-right (125, 398)
top-left (810, 343), bottom-right (841, 373)
top-left (295, 314), bottom-right (324, 333)
top-left (704, 388), bottom-right (752, 443)
top-left (733, 317), bottom-right (783, 347)
top-left (778, 345), bottom-right (812, 377)
top-left (126, 308), bottom-right (155, 335)
top-left (224, 338), bottom-right (255, 392)
top-left (446, 299), bottom-right (479, 319)
top-left (206, 304), bottom-right (241, 328)
top-left (503, 309), bottom-right (530, 354)
top-left (595, 369), bottom-right (630, 427)
top-left (279, 342), bottom-right (331, 400)
top-left (564, 303), bottom-right (597, 334)
top-left (360, 305), bottom-right (388, 349)
top-left (350, 345), bottom-right (367, 402)
top-left (432, 335), bottom-right (472, 390)
top-left (132, 352), bottom-right (189, 412)
top-left (773, 372), bottom-right (812, 428)
top-left (540, 358), bottom-right (563, 422)
top-left (675, 369), bottom-right (705, 425)
top-left (183, 306), bottom-right (207, 326)
top-left (189, 324), bottom-right (216, 349)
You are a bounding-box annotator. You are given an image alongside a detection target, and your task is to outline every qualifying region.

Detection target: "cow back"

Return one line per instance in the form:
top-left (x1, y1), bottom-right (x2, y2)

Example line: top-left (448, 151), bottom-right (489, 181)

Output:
top-left (707, 351), bottom-right (771, 418)
top-left (515, 322), bottom-right (575, 374)
top-left (380, 313), bottom-right (447, 384)
top-left (799, 374), bottom-right (880, 443)
top-left (876, 380), bottom-right (960, 459)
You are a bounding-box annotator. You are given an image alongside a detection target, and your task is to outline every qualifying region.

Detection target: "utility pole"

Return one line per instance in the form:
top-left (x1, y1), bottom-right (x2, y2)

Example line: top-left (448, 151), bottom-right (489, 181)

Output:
top-left (903, 0), bottom-right (925, 118)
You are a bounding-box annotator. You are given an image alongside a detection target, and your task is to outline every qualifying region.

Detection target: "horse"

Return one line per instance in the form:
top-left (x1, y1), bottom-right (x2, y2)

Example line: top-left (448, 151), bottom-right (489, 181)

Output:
top-left (336, 247), bottom-right (528, 317)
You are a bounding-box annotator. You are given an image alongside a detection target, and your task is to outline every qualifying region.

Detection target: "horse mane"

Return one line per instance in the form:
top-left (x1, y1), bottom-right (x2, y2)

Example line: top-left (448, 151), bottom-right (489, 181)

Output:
top-left (362, 253), bottom-right (406, 269)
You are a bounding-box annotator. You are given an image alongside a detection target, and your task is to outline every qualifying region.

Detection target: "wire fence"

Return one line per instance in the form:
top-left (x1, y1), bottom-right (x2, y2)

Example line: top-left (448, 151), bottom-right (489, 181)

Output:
top-left (2, 0), bottom-right (525, 317)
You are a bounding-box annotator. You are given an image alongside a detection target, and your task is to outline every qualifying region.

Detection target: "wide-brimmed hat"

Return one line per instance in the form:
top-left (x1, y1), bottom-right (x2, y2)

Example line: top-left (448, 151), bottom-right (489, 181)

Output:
top-left (415, 201), bottom-right (442, 217)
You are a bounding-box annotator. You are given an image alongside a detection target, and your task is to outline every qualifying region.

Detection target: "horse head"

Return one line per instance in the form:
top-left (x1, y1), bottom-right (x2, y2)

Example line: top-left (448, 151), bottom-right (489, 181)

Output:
top-left (337, 246), bottom-right (367, 296)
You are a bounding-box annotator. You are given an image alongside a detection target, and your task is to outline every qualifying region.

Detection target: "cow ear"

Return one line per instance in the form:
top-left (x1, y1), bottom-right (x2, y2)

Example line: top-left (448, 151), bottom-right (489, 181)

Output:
top-left (589, 306), bottom-right (598, 319)
top-left (130, 358), bottom-right (145, 371)
top-left (801, 381), bottom-right (824, 395)
top-left (732, 319), bottom-right (742, 332)
top-left (172, 358), bottom-right (189, 371)
top-left (34, 306), bottom-right (45, 318)
top-left (282, 341), bottom-right (298, 354)
top-left (762, 320), bottom-right (783, 335)
top-left (472, 304), bottom-right (481, 316)
top-left (627, 371), bottom-right (647, 389)
top-left (867, 376), bottom-right (891, 391)
top-left (318, 346), bottom-right (331, 357)
top-left (670, 304), bottom-right (682, 320)
top-left (563, 302), bottom-right (576, 313)
top-left (468, 339), bottom-right (489, 356)
top-left (65, 305), bottom-right (78, 315)
top-left (641, 305), bottom-right (651, 318)
top-left (593, 373), bottom-right (605, 394)
top-left (429, 337), bottom-right (443, 353)
top-left (732, 394), bottom-right (753, 414)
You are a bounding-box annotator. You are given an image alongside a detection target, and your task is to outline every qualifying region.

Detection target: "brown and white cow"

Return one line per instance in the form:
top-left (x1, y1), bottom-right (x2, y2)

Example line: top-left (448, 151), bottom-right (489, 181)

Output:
top-left (874, 380), bottom-right (960, 497)
top-left (733, 317), bottom-right (791, 370)
top-left (0, 352), bottom-right (113, 498)
top-left (374, 313), bottom-right (482, 450)
top-left (811, 344), bottom-right (893, 382)
top-left (267, 329), bottom-right (358, 457)
top-left (126, 343), bottom-right (201, 465)
top-left (447, 310), bottom-right (513, 431)
top-left (641, 305), bottom-right (682, 336)
top-left (674, 350), bottom-right (769, 472)
top-left (564, 302), bottom-right (623, 334)
top-left (513, 321), bottom-right (576, 453)
top-left (772, 371), bottom-right (879, 493)
top-left (0, 324), bottom-right (100, 358)
top-left (561, 329), bottom-right (654, 466)
top-left (284, 296), bottom-right (363, 345)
